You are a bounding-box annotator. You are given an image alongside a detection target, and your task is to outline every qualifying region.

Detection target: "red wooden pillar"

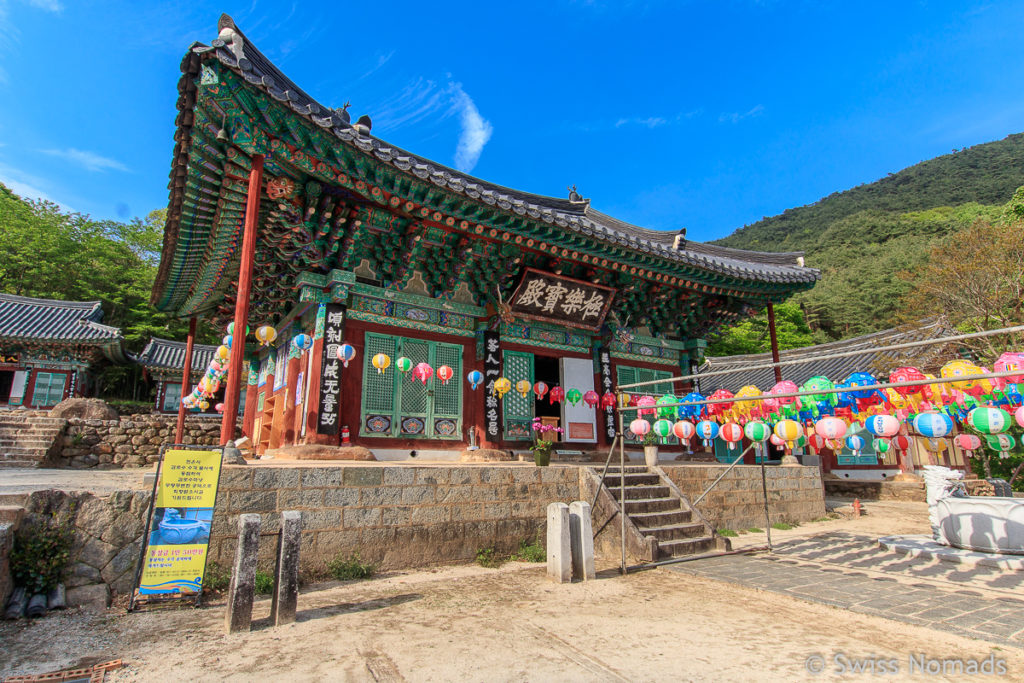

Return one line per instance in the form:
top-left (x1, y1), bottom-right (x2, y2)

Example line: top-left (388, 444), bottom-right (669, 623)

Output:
top-left (303, 332), bottom-right (331, 445)
top-left (221, 154), bottom-right (264, 444)
top-left (767, 302), bottom-right (783, 384)
top-left (174, 317), bottom-right (197, 444)
top-left (242, 370), bottom-right (259, 439)
top-left (282, 354), bottom-right (301, 445)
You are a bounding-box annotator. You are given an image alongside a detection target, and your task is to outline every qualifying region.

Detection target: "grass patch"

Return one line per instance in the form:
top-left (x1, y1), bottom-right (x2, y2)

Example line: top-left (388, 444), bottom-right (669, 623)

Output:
top-left (476, 546), bottom-right (503, 568)
top-left (203, 562), bottom-right (231, 593)
top-left (255, 569), bottom-right (275, 595)
top-left (717, 529), bottom-right (739, 537)
top-left (327, 552), bottom-right (375, 581)
top-left (771, 522), bottom-right (798, 531)
top-left (811, 515), bottom-right (839, 523)
top-left (511, 539), bottom-right (545, 563)
top-left (748, 527), bottom-right (763, 533)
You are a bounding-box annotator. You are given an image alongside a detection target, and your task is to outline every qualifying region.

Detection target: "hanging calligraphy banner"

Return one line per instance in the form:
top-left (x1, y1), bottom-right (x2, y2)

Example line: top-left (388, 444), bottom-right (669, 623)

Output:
top-left (316, 303), bottom-right (346, 435)
top-left (483, 330), bottom-right (502, 440)
top-left (507, 269), bottom-right (616, 331)
top-left (598, 346), bottom-right (615, 440)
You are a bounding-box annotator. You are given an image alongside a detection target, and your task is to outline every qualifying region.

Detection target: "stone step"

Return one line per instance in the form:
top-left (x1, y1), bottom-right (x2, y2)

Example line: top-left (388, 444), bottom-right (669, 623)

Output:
top-left (657, 536), bottom-right (717, 558)
top-left (0, 447), bottom-right (49, 456)
top-left (0, 437), bottom-right (55, 446)
top-left (0, 459), bottom-right (43, 468)
top-left (0, 506), bottom-right (25, 527)
top-left (623, 497), bottom-right (680, 514)
top-left (635, 522), bottom-right (707, 541)
top-left (601, 466), bottom-right (649, 474)
top-left (596, 472), bottom-right (661, 486)
top-left (628, 509), bottom-right (693, 527)
top-left (608, 484), bottom-right (671, 501)
top-left (0, 494), bottom-right (29, 506)
top-left (0, 418), bottom-right (65, 426)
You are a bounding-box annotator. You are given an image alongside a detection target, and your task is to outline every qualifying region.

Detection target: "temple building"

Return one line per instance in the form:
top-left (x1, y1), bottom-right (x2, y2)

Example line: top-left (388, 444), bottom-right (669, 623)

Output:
top-left (136, 337), bottom-right (235, 414)
top-left (0, 294), bottom-right (126, 409)
top-left (151, 16), bottom-right (819, 456)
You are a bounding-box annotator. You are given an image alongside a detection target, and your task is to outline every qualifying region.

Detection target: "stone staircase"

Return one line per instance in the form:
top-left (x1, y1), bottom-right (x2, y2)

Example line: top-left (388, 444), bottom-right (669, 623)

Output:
top-left (0, 413), bottom-right (67, 468)
top-left (598, 465), bottom-right (725, 559)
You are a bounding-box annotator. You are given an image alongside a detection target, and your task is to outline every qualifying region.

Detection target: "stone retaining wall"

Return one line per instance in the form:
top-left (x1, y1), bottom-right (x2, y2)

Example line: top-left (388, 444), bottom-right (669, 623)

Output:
top-left (209, 465), bottom-right (581, 573)
top-left (58, 416), bottom-right (228, 468)
top-left (662, 465), bottom-right (826, 531)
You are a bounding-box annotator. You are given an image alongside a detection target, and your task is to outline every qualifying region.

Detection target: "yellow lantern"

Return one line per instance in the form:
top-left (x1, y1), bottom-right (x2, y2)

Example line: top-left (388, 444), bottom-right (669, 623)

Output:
top-left (515, 379), bottom-right (531, 398)
top-left (255, 324), bottom-right (278, 347)
top-left (371, 353), bottom-right (391, 374)
top-left (493, 377), bottom-right (512, 398)
top-left (773, 419), bottom-right (804, 448)
top-left (216, 344), bottom-right (230, 361)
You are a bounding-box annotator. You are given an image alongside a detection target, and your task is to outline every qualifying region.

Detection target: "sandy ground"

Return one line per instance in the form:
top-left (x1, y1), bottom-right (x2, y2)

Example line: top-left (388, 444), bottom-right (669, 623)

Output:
top-left (2, 499), bottom-right (1022, 682)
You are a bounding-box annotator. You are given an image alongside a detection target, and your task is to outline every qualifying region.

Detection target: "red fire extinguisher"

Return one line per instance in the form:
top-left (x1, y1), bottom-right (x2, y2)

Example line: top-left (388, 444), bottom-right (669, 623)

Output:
top-left (341, 426), bottom-right (350, 445)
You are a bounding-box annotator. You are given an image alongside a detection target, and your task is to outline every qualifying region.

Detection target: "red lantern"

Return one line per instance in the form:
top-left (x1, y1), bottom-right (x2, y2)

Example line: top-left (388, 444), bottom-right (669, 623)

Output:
top-left (600, 392), bottom-right (616, 410)
top-left (583, 390), bottom-right (599, 408)
top-left (549, 386), bottom-right (565, 405)
top-left (637, 395), bottom-right (657, 417)
top-left (891, 434), bottom-right (913, 452)
top-left (954, 433), bottom-right (982, 456)
top-left (436, 365), bottom-right (454, 385)
top-left (807, 433), bottom-right (826, 452)
top-left (413, 362), bottom-right (434, 385)
top-left (719, 422), bottom-right (743, 450)
top-left (534, 381), bottom-right (549, 399)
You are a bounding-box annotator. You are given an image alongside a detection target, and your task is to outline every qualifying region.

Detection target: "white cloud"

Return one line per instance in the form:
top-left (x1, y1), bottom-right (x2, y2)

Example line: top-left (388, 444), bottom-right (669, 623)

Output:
top-left (0, 161), bottom-right (72, 210)
top-left (719, 104), bottom-right (765, 124)
top-left (26, 0), bottom-right (62, 10)
top-left (449, 82), bottom-right (493, 173)
top-left (39, 147), bottom-right (129, 172)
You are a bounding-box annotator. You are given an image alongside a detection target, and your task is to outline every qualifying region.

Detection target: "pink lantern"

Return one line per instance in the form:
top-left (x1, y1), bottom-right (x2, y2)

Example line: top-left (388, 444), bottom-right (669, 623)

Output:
top-left (814, 417), bottom-right (848, 441)
top-left (412, 362), bottom-right (434, 385)
top-left (767, 380), bottom-right (799, 408)
top-left (630, 419), bottom-right (651, 437)
top-left (549, 386), bottom-right (565, 405)
top-left (637, 395), bottom-right (658, 417)
top-left (955, 433), bottom-right (982, 456)
top-left (534, 382), bottom-right (549, 400)
top-left (673, 420), bottom-right (695, 441)
top-left (1016, 406), bottom-right (1024, 429)
top-left (436, 365), bottom-right (454, 385)
top-left (719, 422), bottom-right (744, 450)
top-left (214, 402), bottom-right (225, 413)
top-left (583, 390), bottom-right (600, 408)
top-left (769, 434), bottom-right (786, 447)
top-left (994, 352), bottom-right (1024, 384)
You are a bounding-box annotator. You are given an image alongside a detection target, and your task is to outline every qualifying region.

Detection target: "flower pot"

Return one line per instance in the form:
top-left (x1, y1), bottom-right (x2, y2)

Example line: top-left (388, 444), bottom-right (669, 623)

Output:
top-left (644, 445), bottom-right (659, 468)
top-left (534, 450), bottom-right (551, 467)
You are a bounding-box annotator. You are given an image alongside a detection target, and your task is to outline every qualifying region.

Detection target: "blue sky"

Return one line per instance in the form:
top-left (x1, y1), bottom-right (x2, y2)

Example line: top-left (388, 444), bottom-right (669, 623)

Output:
top-left (2, 1), bottom-right (1024, 242)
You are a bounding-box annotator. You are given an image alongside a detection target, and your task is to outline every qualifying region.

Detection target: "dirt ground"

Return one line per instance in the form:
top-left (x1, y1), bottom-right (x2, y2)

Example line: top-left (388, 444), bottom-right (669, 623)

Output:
top-left (2, 500), bottom-right (1021, 682)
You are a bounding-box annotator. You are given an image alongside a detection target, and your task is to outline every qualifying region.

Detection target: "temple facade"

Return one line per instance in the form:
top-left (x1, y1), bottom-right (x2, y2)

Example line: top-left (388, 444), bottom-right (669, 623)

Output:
top-left (0, 294), bottom-right (126, 409)
top-left (151, 16), bottom-right (819, 456)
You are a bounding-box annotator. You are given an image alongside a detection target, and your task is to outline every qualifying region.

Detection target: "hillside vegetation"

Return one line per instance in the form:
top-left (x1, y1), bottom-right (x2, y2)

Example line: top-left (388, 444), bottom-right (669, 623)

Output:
top-left (709, 133), bottom-right (1024, 346)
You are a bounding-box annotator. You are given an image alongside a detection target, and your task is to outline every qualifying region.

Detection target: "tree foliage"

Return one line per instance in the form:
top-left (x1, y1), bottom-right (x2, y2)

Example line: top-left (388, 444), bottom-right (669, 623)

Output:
top-left (706, 302), bottom-right (818, 356)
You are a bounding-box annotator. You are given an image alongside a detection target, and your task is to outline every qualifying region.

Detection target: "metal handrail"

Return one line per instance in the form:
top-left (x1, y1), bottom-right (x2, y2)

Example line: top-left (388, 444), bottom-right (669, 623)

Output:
top-left (590, 433), bottom-right (622, 512)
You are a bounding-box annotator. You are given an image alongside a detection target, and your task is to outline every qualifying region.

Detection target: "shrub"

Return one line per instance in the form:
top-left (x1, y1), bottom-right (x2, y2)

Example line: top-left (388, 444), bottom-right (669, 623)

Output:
top-left (475, 546), bottom-right (502, 568)
top-left (511, 539), bottom-right (545, 563)
top-left (10, 511), bottom-right (75, 594)
top-left (327, 552), bottom-right (375, 581)
top-left (255, 569), bottom-right (275, 595)
top-left (718, 529), bottom-right (738, 537)
top-left (771, 522), bottom-right (797, 531)
top-left (203, 561), bottom-right (231, 593)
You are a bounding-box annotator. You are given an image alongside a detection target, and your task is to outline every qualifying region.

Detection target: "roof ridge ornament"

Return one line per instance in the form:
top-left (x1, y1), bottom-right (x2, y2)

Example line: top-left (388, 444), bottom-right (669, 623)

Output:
top-left (673, 227), bottom-right (687, 251)
top-left (217, 24), bottom-right (246, 64)
top-left (567, 184), bottom-right (584, 203)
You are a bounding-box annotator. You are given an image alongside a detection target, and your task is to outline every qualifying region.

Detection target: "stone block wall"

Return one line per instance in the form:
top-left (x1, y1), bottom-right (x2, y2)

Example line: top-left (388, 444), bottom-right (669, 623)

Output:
top-left (57, 416), bottom-right (228, 468)
top-left (661, 465), bottom-right (826, 531)
top-left (209, 465), bottom-right (581, 572)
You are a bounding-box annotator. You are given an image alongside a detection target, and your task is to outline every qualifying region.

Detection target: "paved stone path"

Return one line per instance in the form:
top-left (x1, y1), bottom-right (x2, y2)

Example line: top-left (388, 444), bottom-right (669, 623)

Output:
top-left (0, 467), bottom-right (147, 497)
top-left (667, 531), bottom-right (1024, 647)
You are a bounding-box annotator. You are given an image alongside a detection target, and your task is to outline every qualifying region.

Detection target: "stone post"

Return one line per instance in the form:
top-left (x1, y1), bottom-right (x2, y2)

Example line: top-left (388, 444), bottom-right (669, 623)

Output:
top-left (568, 501), bottom-right (596, 581)
top-left (225, 513), bottom-right (261, 634)
top-left (546, 503), bottom-right (571, 583)
top-left (270, 510), bottom-right (302, 627)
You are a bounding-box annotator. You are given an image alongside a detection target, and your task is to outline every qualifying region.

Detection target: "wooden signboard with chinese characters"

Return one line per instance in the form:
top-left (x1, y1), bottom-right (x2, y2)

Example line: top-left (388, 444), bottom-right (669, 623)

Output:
top-left (316, 304), bottom-right (346, 435)
top-left (507, 269), bottom-right (616, 331)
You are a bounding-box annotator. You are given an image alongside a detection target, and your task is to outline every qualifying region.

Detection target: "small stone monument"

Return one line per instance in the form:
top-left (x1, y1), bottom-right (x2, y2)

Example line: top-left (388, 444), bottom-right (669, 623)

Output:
top-left (225, 514), bottom-right (261, 634)
top-left (546, 503), bottom-right (571, 583)
top-left (568, 501), bottom-right (596, 581)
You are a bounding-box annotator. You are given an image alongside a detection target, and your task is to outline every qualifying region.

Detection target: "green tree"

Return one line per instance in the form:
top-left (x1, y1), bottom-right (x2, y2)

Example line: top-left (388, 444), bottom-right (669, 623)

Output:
top-left (706, 302), bottom-right (817, 356)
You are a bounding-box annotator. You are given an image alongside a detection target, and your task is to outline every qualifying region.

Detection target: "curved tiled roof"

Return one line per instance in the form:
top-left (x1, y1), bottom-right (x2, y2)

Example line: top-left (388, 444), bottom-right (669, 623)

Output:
top-left (153, 14), bottom-right (819, 311)
top-left (137, 337), bottom-right (218, 373)
top-left (0, 294), bottom-right (122, 342)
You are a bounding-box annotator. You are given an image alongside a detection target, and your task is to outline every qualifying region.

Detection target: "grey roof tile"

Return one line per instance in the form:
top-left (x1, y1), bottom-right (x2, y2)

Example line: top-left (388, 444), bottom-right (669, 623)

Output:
top-left (0, 294), bottom-right (122, 343)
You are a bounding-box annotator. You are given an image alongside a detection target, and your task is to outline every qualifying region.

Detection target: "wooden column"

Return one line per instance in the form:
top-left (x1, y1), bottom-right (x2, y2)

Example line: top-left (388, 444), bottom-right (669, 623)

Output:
top-left (282, 354), bottom-right (301, 445)
top-left (242, 372), bottom-right (259, 439)
top-left (766, 302), bottom-right (783, 383)
top-left (174, 317), bottom-right (197, 444)
top-left (221, 154), bottom-right (264, 444)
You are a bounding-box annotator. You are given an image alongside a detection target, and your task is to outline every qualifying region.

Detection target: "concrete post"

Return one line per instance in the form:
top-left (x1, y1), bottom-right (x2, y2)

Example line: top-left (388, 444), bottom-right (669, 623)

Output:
top-left (546, 503), bottom-right (571, 583)
top-left (225, 513), bottom-right (261, 634)
top-left (569, 501), bottom-right (596, 581)
top-left (270, 510), bottom-right (302, 627)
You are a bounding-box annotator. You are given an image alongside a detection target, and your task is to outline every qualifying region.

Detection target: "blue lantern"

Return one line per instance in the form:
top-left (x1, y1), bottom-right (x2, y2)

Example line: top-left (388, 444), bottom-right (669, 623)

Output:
top-left (467, 370), bottom-right (484, 390)
top-left (292, 333), bottom-right (313, 351)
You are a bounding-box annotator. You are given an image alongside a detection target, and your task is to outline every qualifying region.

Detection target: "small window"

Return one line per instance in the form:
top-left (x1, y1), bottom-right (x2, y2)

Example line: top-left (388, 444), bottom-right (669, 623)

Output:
top-left (162, 383), bottom-right (183, 412)
top-left (32, 372), bottom-right (66, 407)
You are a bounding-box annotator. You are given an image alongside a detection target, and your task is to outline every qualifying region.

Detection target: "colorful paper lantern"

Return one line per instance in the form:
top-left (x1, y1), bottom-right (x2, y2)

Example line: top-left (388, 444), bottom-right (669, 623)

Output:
top-left (255, 324), bottom-right (277, 347)
top-left (807, 433), bottom-right (827, 452)
top-left (566, 388), bottom-right (583, 406)
top-left (549, 386), bottom-right (565, 404)
top-left (814, 417), bottom-right (847, 441)
top-left (222, 334), bottom-right (233, 349)
top-left (674, 420), bottom-right (696, 441)
top-left (395, 357), bottom-right (413, 374)
top-left (214, 402), bottom-right (225, 414)
top-left (371, 353), bottom-right (391, 374)
top-left (922, 438), bottom-right (946, 453)
top-left (872, 438), bottom-right (891, 455)
top-left (227, 322), bottom-right (250, 337)
top-left (630, 419), bottom-right (651, 437)
top-left (985, 433), bottom-right (1016, 458)
top-left (216, 345), bottom-right (230, 361)
top-left (696, 420), bottom-right (720, 444)
top-left (773, 419), bottom-right (803, 447)
top-left (467, 370), bottom-right (483, 390)
top-left (657, 394), bottom-right (678, 418)
top-left (583, 390), bottom-right (600, 408)
top-left (967, 407), bottom-right (1011, 434)
top-left (994, 352), bottom-right (1024, 384)
top-left (719, 422), bottom-right (743, 450)
top-left (1015, 405), bottom-right (1024, 429)
top-left (494, 377), bottom-right (512, 398)
top-left (744, 420), bottom-right (771, 443)
top-left (600, 392), bottom-right (616, 410)
top-left (954, 433), bottom-right (981, 456)
top-left (769, 434), bottom-right (786, 447)
top-left (652, 419), bottom-right (673, 438)
top-left (678, 392), bottom-right (704, 420)
top-left (891, 434), bottom-right (913, 452)
top-left (198, 400), bottom-right (209, 411)
top-left (337, 343), bottom-right (356, 368)
top-left (864, 414), bottom-right (901, 438)
top-left (292, 333), bottom-right (313, 351)
top-left (534, 382), bottom-right (549, 400)
top-left (516, 379), bottom-right (532, 398)
top-left (845, 433), bottom-right (866, 455)
top-left (889, 366), bottom-right (927, 397)
top-left (912, 412), bottom-right (953, 438)
top-left (437, 365), bottom-right (454, 385)
top-left (637, 395), bottom-right (658, 417)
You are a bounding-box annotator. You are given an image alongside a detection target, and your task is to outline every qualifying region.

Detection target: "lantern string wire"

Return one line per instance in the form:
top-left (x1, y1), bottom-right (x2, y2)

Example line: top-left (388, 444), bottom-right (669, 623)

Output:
top-left (616, 324), bottom-right (1024, 392)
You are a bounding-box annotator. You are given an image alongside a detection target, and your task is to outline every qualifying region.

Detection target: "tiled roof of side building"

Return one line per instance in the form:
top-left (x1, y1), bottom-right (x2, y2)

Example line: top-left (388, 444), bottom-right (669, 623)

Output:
top-left (696, 319), bottom-right (959, 395)
top-left (137, 337), bottom-right (219, 372)
top-left (158, 14), bottom-right (819, 295)
top-left (0, 294), bottom-right (122, 342)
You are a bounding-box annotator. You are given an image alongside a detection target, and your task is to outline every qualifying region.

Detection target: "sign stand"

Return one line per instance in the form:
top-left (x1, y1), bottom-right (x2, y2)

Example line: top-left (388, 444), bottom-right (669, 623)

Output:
top-left (129, 444), bottom-right (225, 612)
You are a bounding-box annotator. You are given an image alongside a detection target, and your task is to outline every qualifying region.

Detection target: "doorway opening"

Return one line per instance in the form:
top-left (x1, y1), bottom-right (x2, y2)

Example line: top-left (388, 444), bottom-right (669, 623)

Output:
top-left (533, 355), bottom-right (561, 420)
top-left (0, 371), bottom-right (13, 403)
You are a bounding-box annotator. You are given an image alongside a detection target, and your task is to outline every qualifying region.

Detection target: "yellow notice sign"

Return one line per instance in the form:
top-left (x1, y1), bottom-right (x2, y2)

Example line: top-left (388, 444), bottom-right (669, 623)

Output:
top-left (155, 449), bottom-right (221, 508)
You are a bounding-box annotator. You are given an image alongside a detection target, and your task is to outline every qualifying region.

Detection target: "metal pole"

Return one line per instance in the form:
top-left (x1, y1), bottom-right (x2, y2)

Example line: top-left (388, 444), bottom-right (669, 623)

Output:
top-left (616, 324), bottom-right (1024, 392)
top-left (174, 317), bottom-right (197, 444)
top-left (619, 411), bottom-right (627, 576)
top-left (691, 442), bottom-right (755, 506)
top-left (221, 154), bottom-right (264, 444)
top-left (590, 434), bottom-right (620, 512)
top-left (767, 303), bottom-right (783, 383)
top-left (761, 452), bottom-right (773, 551)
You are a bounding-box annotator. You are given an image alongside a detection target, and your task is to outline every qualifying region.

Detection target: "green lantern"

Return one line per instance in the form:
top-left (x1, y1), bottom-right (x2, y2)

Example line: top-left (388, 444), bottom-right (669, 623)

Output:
top-left (657, 394), bottom-right (677, 419)
top-left (872, 438), bottom-right (891, 455)
top-left (227, 322), bottom-right (250, 336)
top-left (566, 388), bottom-right (583, 406)
top-left (967, 407), bottom-right (1011, 434)
top-left (985, 433), bottom-right (1016, 458)
top-left (652, 419), bottom-right (673, 438)
top-left (395, 356), bottom-right (413, 374)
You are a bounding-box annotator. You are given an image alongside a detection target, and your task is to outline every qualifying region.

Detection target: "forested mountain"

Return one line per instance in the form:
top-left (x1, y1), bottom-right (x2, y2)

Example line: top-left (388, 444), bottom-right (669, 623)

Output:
top-left (708, 133), bottom-right (1024, 348)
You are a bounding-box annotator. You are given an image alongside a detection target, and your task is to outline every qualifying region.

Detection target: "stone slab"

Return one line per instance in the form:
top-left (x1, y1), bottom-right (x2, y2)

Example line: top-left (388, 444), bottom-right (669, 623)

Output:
top-left (546, 503), bottom-right (571, 583)
top-left (879, 535), bottom-right (1024, 572)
